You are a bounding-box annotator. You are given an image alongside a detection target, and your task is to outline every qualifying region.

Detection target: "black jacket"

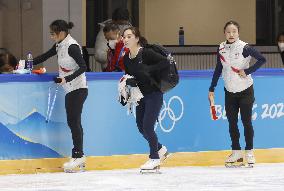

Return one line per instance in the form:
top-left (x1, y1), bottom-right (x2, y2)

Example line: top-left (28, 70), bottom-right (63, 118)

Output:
top-left (124, 48), bottom-right (168, 95)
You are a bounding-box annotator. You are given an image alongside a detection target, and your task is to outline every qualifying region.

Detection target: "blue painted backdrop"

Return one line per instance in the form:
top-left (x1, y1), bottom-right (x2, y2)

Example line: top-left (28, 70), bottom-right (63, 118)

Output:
top-left (0, 69), bottom-right (283, 159)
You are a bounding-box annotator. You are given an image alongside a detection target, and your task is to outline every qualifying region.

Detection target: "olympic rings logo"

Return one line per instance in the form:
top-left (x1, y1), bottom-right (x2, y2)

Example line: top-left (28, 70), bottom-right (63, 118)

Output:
top-left (155, 96), bottom-right (184, 133)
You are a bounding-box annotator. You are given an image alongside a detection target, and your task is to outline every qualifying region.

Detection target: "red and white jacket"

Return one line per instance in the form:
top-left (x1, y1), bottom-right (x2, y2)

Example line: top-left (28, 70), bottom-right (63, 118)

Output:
top-left (56, 34), bottom-right (87, 93)
top-left (219, 39), bottom-right (253, 93)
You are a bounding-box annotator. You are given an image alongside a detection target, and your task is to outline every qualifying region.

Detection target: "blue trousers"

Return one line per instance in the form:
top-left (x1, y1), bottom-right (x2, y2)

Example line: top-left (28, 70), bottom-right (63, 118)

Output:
top-left (136, 91), bottom-right (163, 159)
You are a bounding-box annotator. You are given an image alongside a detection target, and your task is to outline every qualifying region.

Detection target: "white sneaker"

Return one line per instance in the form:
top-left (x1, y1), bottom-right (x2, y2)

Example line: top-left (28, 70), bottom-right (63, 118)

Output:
top-left (158, 145), bottom-right (169, 161)
top-left (63, 156), bottom-right (86, 171)
top-left (225, 150), bottom-right (243, 163)
top-left (140, 159), bottom-right (161, 170)
top-left (245, 150), bottom-right (255, 164)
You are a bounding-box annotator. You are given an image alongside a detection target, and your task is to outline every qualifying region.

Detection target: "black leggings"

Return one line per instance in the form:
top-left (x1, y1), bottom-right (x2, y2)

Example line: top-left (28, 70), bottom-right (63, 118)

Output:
top-left (136, 91), bottom-right (163, 159)
top-left (225, 85), bottom-right (255, 150)
top-left (65, 88), bottom-right (88, 158)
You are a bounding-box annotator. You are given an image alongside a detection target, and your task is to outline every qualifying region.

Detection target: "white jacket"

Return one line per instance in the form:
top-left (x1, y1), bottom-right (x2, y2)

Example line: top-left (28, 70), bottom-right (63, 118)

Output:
top-left (219, 39), bottom-right (253, 93)
top-left (57, 34), bottom-right (87, 93)
top-left (94, 19), bottom-right (112, 70)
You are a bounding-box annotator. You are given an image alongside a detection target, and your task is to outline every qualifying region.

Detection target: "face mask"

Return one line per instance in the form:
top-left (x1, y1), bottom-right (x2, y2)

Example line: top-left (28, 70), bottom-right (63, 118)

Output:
top-left (108, 40), bottom-right (117, 49)
top-left (278, 42), bottom-right (284, 52)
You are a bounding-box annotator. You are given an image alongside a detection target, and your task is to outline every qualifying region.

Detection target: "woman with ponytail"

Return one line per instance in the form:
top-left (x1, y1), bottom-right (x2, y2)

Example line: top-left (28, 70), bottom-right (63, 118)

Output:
top-left (122, 27), bottom-right (169, 172)
top-left (33, 20), bottom-right (88, 172)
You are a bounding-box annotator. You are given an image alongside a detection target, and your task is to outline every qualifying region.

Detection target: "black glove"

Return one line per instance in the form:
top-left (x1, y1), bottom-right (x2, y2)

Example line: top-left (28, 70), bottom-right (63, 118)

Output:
top-left (126, 78), bottom-right (137, 87)
top-left (53, 77), bottom-right (62, 84)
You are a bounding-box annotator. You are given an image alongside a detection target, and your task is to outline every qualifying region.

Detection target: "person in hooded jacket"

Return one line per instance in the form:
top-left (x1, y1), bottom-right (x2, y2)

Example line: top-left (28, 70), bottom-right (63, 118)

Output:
top-left (94, 8), bottom-right (131, 71)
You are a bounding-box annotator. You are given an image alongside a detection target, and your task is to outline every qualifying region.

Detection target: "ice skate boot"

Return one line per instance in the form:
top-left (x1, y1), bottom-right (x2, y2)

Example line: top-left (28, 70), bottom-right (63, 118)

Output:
top-left (140, 159), bottom-right (161, 174)
top-left (158, 145), bottom-right (170, 163)
top-left (225, 150), bottom-right (244, 168)
top-left (63, 156), bottom-right (86, 173)
top-left (245, 150), bottom-right (255, 168)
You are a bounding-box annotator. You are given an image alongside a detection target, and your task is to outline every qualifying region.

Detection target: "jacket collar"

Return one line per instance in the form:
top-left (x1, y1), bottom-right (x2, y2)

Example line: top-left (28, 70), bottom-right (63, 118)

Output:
top-left (57, 34), bottom-right (72, 47)
top-left (224, 38), bottom-right (240, 50)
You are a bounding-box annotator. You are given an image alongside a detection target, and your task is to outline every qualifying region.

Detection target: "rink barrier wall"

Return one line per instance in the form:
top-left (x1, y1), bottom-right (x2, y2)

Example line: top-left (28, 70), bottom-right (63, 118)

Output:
top-left (1, 149), bottom-right (284, 175)
top-left (0, 69), bottom-right (284, 174)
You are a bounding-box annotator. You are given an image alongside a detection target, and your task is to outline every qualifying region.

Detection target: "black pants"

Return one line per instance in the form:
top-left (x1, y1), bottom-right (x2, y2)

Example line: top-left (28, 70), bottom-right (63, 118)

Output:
top-left (136, 91), bottom-right (163, 159)
top-left (65, 88), bottom-right (88, 158)
top-left (225, 85), bottom-right (255, 150)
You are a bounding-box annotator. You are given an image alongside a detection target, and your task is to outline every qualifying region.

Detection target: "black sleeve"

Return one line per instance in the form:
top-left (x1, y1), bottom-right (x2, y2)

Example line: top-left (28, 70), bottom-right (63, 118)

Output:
top-left (209, 49), bottom-right (223, 92)
top-left (64, 44), bottom-right (87, 82)
top-left (142, 48), bottom-right (169, 70)
top-left (123, 55), bottom-right (130, 75)
top-left (242, 45), bottom-right (266, 75)
top-left (33, 44), bottom-right (57, 65)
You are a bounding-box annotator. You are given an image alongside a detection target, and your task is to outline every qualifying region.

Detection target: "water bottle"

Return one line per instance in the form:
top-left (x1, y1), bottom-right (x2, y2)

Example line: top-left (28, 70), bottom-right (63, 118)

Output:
top-left (178, 26), bottom-right (185, 46)
top-left (26, 52), bottom-right (33, 73)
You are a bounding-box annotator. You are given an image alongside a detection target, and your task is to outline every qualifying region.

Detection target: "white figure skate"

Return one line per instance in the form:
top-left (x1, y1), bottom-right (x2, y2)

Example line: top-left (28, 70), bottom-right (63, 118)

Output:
top-left (140, 159), bottom-right (161, 174)
top-left (158, 145), bottom-right (170, 163)
top-left (63, 156), bottom-right (86, 173)
top-left (225, 150), bottom-right (244, 168)
top-left (245, 150), bottom-right (255, 168)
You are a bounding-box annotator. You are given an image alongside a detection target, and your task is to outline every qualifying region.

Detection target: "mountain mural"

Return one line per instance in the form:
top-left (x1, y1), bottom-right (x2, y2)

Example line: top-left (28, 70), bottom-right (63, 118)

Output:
top-left (0, 110), bottom-right (19, 125)
top-left (0, 122), bottom-right (62, 159)
top-left (6, 111), bottom-right (72, 157)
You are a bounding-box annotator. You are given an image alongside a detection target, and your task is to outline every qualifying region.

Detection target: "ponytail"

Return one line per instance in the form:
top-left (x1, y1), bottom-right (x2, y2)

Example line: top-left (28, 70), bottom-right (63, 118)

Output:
top-left (139, 36), bottom-right (148, 47)
top-left (50, 20), bottom-right (74, 34)
top-left (67, 22), bottom-right (74, 29)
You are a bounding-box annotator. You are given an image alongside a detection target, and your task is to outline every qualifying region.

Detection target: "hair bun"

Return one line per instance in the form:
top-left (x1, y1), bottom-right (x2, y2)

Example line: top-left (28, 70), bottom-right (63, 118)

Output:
top-left (68, 22), bottom-right (74, 29)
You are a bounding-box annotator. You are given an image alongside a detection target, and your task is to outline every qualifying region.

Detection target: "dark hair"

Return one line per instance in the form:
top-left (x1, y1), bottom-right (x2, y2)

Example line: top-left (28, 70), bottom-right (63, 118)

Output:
top-left (112, 8), bottom-right (129, 21)
top-left (0, 55), bottom-right (4, 67)
top-left (0, 53), bottom-right (17, 67)
top-left (277, 32), bottom-right (284, 41)
top-left (224, 20), bottom-right (240, 32)
top-left (0, 53), bottom-right (18, 73)
top-left (123, 27), bottom-right (148, 47)
top-left (50, 20), bottom-right (74, 34)
top-left (103, 23), bottom-right (120, 33)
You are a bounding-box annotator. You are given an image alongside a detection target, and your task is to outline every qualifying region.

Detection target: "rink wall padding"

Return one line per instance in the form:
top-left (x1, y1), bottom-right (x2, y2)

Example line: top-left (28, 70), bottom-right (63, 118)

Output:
top-left (0, 69), bottom-right (284, 174)
top-left (1, 149), bottom-right (284, 175)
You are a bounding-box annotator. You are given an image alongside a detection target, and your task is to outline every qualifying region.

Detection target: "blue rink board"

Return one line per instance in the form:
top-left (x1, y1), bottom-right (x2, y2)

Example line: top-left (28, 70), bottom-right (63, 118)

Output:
top-left (0, 68), bottom-right (283, 159)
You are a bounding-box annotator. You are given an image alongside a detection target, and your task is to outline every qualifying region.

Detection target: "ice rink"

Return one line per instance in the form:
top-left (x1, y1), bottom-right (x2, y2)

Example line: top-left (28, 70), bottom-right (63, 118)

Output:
top-left (0, 163), bottom-right (284, 191)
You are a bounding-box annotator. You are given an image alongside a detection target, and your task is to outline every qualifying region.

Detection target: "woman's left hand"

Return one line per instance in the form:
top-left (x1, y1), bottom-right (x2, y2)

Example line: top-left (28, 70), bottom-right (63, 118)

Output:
top-left (238, 69), bottom-right (247, 78)
top-left (54, 77), bottom-right (66, 84)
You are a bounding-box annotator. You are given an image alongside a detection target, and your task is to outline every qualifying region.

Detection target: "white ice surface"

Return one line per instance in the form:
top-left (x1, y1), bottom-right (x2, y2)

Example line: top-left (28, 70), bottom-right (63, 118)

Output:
top-left (0, 163), bottom-right (284, 191)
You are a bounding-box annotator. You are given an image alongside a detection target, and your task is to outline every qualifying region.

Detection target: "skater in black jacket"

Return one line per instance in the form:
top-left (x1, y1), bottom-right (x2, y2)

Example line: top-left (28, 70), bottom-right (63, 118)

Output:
top-left (122, 27), bottom-right (169, 172)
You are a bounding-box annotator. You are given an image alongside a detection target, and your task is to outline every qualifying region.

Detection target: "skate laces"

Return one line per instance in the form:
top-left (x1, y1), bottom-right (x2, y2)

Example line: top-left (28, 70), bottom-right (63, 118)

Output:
top-left (145, 159), bottom-right (158, 165)
top-left (226, 151), bottom-right (242, 162)
top-left (67, 157), bottom-right (85, 164)
top-left (150, 159), bottom-right (160, 164)
top-left (246, 152), bottom-right (254, 159)
top-left (232, 151), bottom-right (242, 157)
